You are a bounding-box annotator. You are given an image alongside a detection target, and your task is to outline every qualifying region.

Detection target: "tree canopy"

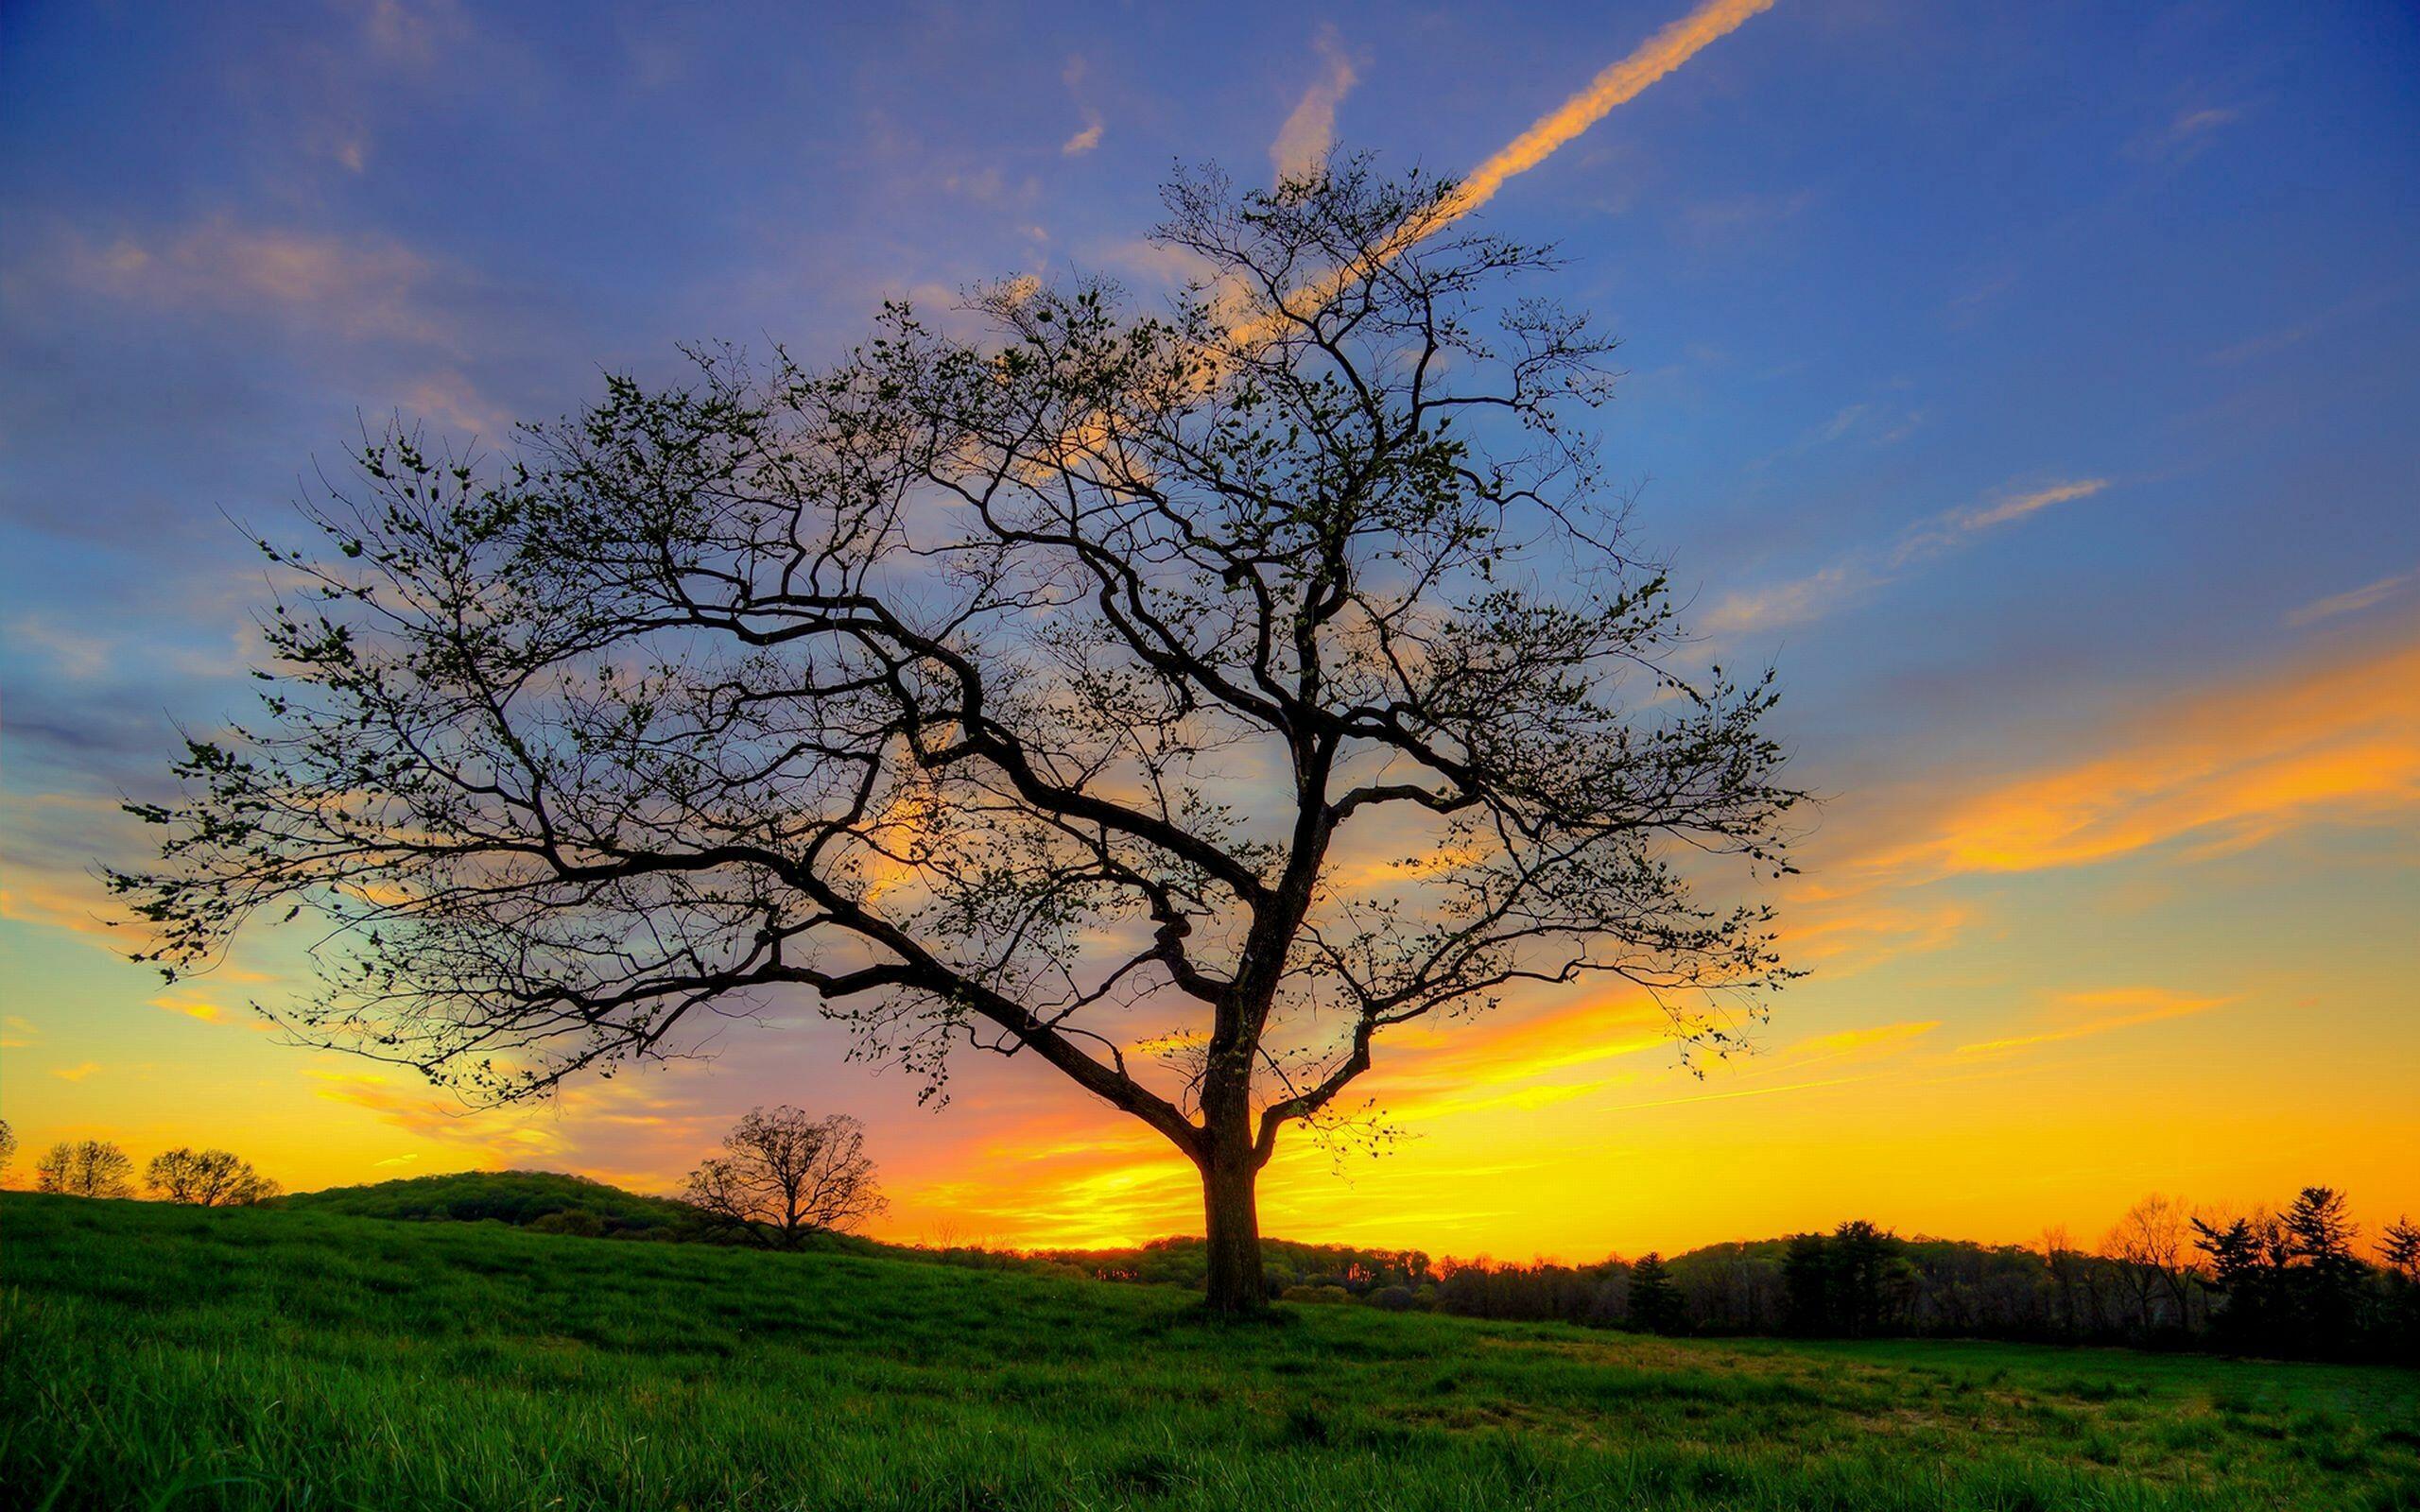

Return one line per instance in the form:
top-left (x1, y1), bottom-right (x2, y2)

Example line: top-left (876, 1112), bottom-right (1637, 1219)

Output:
top-left (112, 158), bottom-right (1799, 1310)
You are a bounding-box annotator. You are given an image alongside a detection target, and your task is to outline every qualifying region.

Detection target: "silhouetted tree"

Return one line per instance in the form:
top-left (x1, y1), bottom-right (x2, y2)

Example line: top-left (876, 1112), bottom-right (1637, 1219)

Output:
top-left (2102, 1193), bottom-right (2197, 1339)
top-left (2384, 1217), bottom-right (2420, 1282)
top-left (1628, 1251), bottom-right (1684, 1333)
top-left (34, 1140), bottom-right (134, 1198)
top-left (1836, 1221), bottom-right (1901, 1334)
top-left (1782, 1231), bottom-right (1832, 1333)
top-left (2193, 1211), bottom-right (2285, 1353)
top-left (146, 1147), bottom-right (281, 1206)
top-left (109, 158), bottom-right (1801, 1314)
top-left (1775, 1221), bottom-right (1908, 1336)
top-left (2384, 1216), bottom-right (2420, 1359)
top-left (2280, 1185), bottom-right (2364, 1353)
top-left (0, 1118), bottom-right (14, 1181)
top-left (683, 1107), bottom-right (886, 1247)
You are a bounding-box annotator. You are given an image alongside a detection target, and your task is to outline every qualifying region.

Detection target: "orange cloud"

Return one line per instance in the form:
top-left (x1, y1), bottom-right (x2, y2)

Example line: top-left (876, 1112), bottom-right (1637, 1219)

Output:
top-left (147, 993), bottom-right (224, 1024)
top-left (1863, 638), bottom-right (2420, 881)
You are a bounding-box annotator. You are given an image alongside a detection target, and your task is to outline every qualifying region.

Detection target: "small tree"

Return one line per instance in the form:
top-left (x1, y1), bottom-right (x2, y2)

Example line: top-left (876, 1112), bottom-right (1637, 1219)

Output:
top-left (2384, 1217), bottom-right (2420, 1283)
top-left (146, 1147), bottom-right (282, 1206)
top-left (1627, 1251), bottom-right (1684, 1333)
top-left (683, 1107), bottom-right (887, 1247)
top-left (111, 158), bottom-right (1799, 1313)
top-left (0, 1118), bottom-right (15, 1181)
top-left (2384, 1216), bottom-right (2420, 1358)
top-left (2102, 1193), bottom-right (2196, 1337)
top-left (35, 1140), bottom-right (135, 1198)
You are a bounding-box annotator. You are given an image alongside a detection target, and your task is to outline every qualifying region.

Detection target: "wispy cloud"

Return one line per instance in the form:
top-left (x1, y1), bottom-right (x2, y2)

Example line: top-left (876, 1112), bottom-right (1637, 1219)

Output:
top-left (1271, 27), bottom-right (1360, 182)
top-left (1677, 187), bottom-right (1813, 248)
top-left (347, 0), bottom-right (472, 66)
top-left (1705, 477), bottom-right (2107, 635)
top-left (49, 1062), bottom-right (105, 1083)
top-left (1956, 988), bottom-right (2229, 1057)
top-left (1061, 55), bottom-right (1105, 156)
top-left (1944, 479), bottom-right (2104, 533)
top-left (1793, 402), bottom-right (1922, 451)
top-left (2207, 280), bottom-right (2413, 367)
top-left (6, 616), bottom-right (112, 679)
top-left (41, 214), bottom-right (455, 347)
top-left (2128, 105), bottom-right (2239, 164)
top-left (2287, 571), bottom-right (2413, 628)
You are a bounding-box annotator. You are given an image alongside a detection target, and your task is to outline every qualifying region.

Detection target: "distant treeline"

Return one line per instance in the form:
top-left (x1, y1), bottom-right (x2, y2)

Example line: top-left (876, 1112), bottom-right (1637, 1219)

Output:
top-left (19, 1144), bottom-right (2414, 1364)
top-left (1019, 1192), bottom-right (2412, 1366)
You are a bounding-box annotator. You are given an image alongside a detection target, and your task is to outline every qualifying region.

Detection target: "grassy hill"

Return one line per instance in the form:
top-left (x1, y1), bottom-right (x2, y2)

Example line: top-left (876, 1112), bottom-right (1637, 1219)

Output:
top-left (4, 1193), bottom-right (2414, 1511)
top-left (274, 1168), bottom-right (708, 1237)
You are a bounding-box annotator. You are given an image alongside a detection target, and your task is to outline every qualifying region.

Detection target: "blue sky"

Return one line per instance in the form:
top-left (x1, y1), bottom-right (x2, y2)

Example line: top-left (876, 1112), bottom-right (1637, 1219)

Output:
top-left (3, 0), bottom-right (2415, 1253)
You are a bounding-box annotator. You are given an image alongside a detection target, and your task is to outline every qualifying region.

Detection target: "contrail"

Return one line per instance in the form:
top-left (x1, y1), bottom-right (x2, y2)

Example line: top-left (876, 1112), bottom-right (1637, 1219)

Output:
top-left (1439, 0), bottom-right (1777, 228)
top-left (1237, 0), bottom-right (1777, 344)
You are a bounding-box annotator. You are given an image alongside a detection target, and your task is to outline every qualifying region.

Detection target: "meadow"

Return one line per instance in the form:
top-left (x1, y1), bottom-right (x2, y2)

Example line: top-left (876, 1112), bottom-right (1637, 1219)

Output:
top-left (3, 1191), bottom-right (2413, 1511)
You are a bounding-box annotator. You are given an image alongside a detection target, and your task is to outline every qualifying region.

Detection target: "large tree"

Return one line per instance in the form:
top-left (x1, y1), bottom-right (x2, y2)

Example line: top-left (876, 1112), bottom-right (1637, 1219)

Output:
top-left (113, 160), bottom-right (1799, 1313)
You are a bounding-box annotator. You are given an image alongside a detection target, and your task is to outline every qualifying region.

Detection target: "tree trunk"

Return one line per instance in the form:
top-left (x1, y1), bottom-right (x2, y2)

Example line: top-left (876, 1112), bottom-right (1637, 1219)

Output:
top-left (1200, 1148), bottom-right (1267, 1315)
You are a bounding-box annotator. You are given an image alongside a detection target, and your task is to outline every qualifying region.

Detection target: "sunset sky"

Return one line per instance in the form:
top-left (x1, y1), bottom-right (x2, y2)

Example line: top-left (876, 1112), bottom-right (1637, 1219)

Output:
top-left (3, 0), bottom-right (2415, 1261)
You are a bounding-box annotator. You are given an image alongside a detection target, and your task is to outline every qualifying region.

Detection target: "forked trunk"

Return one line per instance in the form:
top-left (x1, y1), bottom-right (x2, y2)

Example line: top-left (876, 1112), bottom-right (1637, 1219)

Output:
top-left (1200, 1149), bottom-right (1267, 1314)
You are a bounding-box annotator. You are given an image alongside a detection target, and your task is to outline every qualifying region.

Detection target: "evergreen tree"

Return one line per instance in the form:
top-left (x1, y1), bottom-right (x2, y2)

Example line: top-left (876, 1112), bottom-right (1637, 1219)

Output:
top-left (1829, 1220), bottom-right (1905, 1337)
top-left (1781, 1232), bottom-right (1832, 1333)
top-left (2281, 1186), bottom-right (2364, 1354)
top-left (2194, 1213), bottom-right (2284, 1354)
top-left (1628, 1252), bottom-right (1684, 1334)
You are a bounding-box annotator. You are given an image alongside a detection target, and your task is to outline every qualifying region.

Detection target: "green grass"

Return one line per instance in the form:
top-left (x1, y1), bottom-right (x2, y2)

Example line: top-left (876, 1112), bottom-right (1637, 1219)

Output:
top-left (273, 1168), bottom-right (712, 1238)
top-left (4, 1193), bottom-right (2413, 1510)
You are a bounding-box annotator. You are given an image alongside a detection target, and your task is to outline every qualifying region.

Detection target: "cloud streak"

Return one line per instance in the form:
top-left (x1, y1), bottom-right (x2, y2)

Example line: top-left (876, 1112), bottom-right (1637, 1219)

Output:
top-left (1955, 988), bottom-right (2229, 1057)
top-left (1271, 28), bottom-right (1360, 182)
top-left (1705, 477), bottom-right (2108, 635)
top-left (2287, 570), bottom-right (2413, 628)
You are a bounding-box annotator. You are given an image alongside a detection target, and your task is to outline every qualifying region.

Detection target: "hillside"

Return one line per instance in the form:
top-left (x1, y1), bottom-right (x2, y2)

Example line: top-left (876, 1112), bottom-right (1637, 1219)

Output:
top-left (5, 1192), bottom-right (2414, 1511)
top-left (276, 1168), bottom-right (705, 1237)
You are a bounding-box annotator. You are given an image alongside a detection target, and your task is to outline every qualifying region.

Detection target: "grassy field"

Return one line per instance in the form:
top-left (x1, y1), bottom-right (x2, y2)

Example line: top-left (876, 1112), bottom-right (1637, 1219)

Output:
top-left (3, 1193), bottom-right (2413, 1511)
